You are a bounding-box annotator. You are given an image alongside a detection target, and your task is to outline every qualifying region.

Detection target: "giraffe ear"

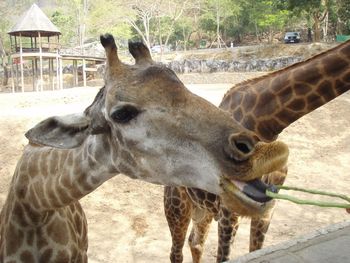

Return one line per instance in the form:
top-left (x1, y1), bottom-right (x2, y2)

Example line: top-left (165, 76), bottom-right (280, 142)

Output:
top-left (84, 86), bottom-right (110, 134)
top-left (25, 114), bottom-right (91, 149)
top-left (26, 87), bottom-right (110, 149)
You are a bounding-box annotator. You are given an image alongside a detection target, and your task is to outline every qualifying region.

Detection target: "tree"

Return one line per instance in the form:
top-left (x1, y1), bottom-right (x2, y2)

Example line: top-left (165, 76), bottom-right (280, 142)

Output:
top-left (257, 1), bottom-right (289, 43)
top-left (280, 0), bottom-right (329, 42)
top-left (50, 10), bottom-right (77, 45)
top-left (87, 0), bottom-right (132, 43)
top-left (47, 0), bottom-right (87, 46)
top-left (233, 0), bottom-right (265, 43)
top-left (336, 0), bottom-right (350, 34)
top-left (200, 0), bottom-right (241, 47)
top-left (0, 0), bottom-right (31, 88)
top-left (123, 0), bottom-right (161, 48)
top-left (155, 0), bottom-right (192, 50)
top-left (0, 36), bottom-right (8, 87)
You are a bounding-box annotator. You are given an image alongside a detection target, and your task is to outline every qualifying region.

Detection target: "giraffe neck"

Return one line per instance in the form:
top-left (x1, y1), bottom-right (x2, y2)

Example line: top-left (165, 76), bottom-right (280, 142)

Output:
top-left (16, 134), bottom-right (121, 212)
top-left (220, 40), bottom-right (350, 141)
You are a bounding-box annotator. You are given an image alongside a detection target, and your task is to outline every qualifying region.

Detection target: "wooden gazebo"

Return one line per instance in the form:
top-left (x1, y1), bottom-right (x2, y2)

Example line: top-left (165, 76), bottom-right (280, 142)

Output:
top-left (8, 3), bottom-right (62, 92)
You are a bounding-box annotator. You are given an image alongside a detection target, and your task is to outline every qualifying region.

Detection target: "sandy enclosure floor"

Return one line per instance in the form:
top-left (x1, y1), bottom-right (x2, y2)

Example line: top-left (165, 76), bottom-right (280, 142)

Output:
top-left (0, 74), bottom-right (349, 262)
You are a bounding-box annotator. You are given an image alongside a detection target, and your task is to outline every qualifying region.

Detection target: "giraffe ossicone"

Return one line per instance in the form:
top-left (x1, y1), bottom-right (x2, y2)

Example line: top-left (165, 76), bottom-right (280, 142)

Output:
top-left (0, 33), bottom-right (288, 261)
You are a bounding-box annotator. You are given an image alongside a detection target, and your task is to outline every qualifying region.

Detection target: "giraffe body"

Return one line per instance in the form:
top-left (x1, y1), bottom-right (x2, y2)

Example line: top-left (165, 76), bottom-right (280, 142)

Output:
top-left (0, 35), bottom-right (288, 261)
top-left (0, 138), bottom-right (112, 262)
top-left (164, 40), bottom-right (350, 263)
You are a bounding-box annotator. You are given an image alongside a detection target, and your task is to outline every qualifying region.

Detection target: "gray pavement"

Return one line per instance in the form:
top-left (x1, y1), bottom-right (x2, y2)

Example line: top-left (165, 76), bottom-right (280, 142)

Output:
top-left (228, 220), bottom-right (350, 263)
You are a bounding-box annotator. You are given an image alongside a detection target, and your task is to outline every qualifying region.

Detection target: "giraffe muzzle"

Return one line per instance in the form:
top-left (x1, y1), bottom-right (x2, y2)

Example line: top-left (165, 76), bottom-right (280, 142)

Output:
top-left (220, 141), bottom-right (289, 214)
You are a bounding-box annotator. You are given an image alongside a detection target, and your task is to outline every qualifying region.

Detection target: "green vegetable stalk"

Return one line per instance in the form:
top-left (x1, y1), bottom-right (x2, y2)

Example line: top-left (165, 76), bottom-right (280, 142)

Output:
top-left (266, 185), bottom-right (350, 209)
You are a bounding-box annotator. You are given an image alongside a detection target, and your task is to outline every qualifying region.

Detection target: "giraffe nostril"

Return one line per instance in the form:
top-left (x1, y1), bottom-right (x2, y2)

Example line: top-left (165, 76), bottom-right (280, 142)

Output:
top-left (226, 133), bottom-right (256, 162)
top-left (234, 140), bottom-right (253, 154)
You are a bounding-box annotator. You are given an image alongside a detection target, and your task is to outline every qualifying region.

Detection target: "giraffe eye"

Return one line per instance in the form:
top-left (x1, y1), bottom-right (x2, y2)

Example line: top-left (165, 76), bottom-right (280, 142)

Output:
top-left (111, 105), bottom-right (140, 123)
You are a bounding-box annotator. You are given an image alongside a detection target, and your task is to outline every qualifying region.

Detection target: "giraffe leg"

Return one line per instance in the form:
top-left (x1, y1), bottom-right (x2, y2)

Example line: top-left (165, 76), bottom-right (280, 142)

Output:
top-left (188, 208), bottom-right (213, 263)
top-left (217, 208), bottom-right (239, 263)
top-left (164, 186), bottom-right (192, 263)
top-left (249, 167), bottom-right (288, 252)
top-left (249, 215), bottom-right (272, 251)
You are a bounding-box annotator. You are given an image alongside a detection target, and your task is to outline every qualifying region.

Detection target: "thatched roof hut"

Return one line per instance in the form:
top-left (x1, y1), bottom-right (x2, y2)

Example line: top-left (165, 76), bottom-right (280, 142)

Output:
top-left (8, 3), bottom-right (62, 92)
top-left (8, 3), bottom-right (60, 37)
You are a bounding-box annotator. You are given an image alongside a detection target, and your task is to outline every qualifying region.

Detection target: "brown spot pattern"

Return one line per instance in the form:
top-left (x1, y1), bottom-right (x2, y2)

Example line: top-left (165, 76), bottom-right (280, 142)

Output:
top-left (6, 223), bottom-right (24, 255)
top-left (294, 83), bottom-right (312, 96)
top-left (39, 248), bottom-right (53, 263)
top-left (242, 92), bottom-right (257, 112)
top-left (46, 217), bottom-right (69, 245)
top-left (323, 55), bottom-right (348, 76)
top-left (336, 79), bottom-right (348, 94)
top-left (306, 93), bottom-right (323, 111)
top-left (316, 80), bottom-right (334, 101)
top-left (233, 108), bottom-right (243, 122)
top-left (294, 66), bottom-right (322, 85)
top-left (276, 86), bottom-right (293, 104)
top-left (21, 251), bottom-right (35, 263)
top-left (241, 115), bottom-right (256, 131)
top-left (287, 98), bottom-right (306, 111)
top-left (54, 250), bottom-right (70, 263)
top-left (253, 90), bottom-right (276, 117)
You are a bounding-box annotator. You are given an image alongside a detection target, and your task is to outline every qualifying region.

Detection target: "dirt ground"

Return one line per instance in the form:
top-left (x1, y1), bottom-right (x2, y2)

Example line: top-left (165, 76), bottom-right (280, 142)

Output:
top-left (0, 73), bottom-right (349, 263)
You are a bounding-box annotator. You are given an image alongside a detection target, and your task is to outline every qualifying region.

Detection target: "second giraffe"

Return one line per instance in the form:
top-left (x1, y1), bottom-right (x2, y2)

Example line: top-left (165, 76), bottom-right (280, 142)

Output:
top-left (164, 39), bottom-right (350, 263)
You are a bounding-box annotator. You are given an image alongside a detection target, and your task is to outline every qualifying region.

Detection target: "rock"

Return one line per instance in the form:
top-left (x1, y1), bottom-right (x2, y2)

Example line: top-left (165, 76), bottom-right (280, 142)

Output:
top-left (167, 56), bottom-right (303, 73)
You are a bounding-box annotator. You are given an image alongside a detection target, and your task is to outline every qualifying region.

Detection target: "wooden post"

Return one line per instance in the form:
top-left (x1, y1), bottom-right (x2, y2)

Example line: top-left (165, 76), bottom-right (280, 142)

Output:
top-left (34, 58), bottom-right (38, 92)
top-left (9, 36), bottom-right (13, 54)
top-left (38, 32), bottom-right (43, 91)
top-left (31, 59), bottom-right (35, 91)
top-left (15, 63), bottom-right (19, 92)
top-left (52, 59), bottom-right (55, 90)
top-left (73, 60), bottom-right (78, 86)
top-left (59, 57), bottom-right (63, 89)
top-left (49, 58), bottom-right (53, 90)
top-left (83, 58), bottom-right (86, 87)
top-left (14, 36), bottom-right (19, 92)
top-left (56, 50), bottom-right (59, 90)
top-left (19, 34), bottom-right (24, 92)
top-left (10, 56), bottom-right (14, 93)
top-left (14, 36), bottom-right (17, 52)
top-left (9, 37), bottom-right (14, 92)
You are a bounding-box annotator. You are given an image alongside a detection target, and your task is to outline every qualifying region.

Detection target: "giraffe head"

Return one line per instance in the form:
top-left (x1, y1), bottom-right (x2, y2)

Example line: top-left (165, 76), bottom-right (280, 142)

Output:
top-left (25, 34), bottom-right (288, 215)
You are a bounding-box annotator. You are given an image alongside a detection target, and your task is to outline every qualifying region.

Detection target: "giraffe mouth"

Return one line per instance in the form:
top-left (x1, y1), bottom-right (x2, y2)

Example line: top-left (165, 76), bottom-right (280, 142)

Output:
top-left (231, 179), bottom-right (278, 203)
top-left (221, 177), bottom-right (278, 204)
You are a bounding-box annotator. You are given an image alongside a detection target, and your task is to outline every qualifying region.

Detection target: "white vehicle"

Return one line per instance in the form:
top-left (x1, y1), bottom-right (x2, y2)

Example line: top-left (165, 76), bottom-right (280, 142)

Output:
top-left (151, 45), bottom-right (170, 53)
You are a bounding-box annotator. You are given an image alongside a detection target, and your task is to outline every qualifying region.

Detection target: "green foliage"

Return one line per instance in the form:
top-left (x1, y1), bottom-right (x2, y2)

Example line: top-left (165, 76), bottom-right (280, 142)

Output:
top-left (88, 0), bottom-right (133, 41)
top-left (0, 0), bottom-right (347, 52)
top-left (257, 1), bottom-right (289, 31)
top-left (200, 0), bottom-right (241, 38)
top-left (337, 0), bottom-right (350, 34)
top-left (0, 0), bottom-right (33, 53)
top-left (50, 10), bottom-right (76, 45)
top-left (45, 0), bottom-right (82, 46)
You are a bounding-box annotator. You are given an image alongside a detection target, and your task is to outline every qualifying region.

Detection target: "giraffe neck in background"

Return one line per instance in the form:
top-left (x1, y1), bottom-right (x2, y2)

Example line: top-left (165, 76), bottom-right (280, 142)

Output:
top-left (220, 40), bottom-right (350, 141)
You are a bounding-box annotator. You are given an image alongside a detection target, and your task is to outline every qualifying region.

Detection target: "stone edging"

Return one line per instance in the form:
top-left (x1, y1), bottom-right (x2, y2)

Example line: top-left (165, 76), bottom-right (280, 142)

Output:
top-left (227, 220), bottom-right (350, 263)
